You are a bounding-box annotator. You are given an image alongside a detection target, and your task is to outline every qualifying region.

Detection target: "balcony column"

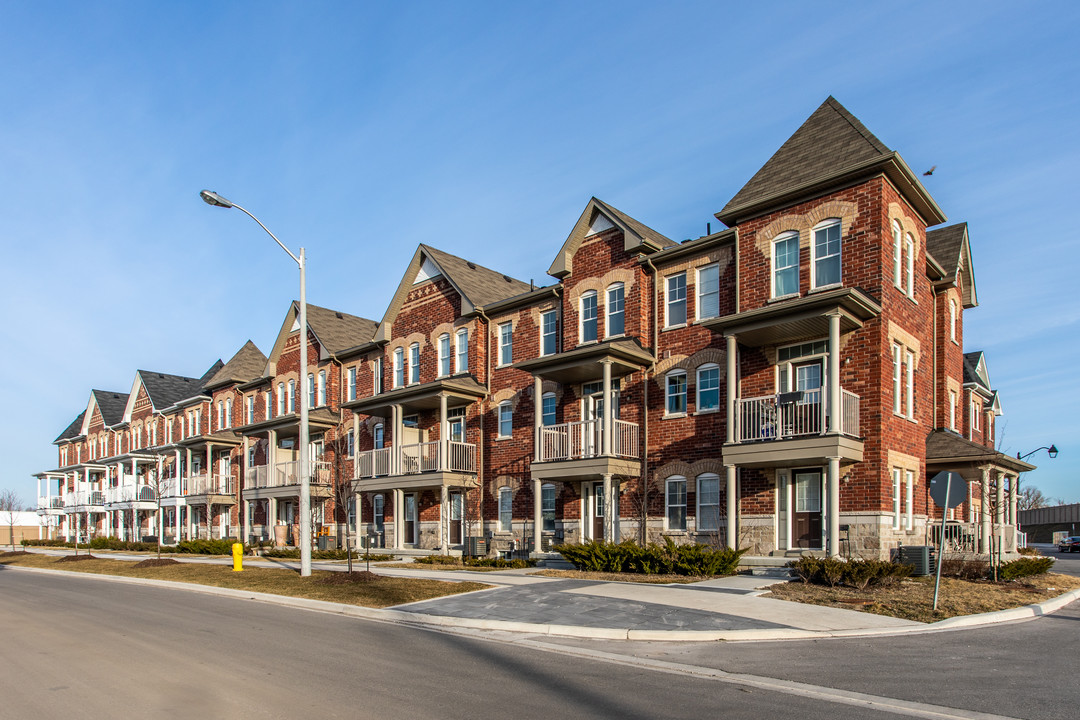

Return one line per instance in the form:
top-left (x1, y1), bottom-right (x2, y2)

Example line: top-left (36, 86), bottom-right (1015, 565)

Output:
top-left (602, 474), bottom-right (613, 541)
top-left (175, 503), bottom-right (181, 542)
top-left (439, 484), bottom-right (449, 554)
top-left (827, 457), bottom-right (841, 558)
top-left (131, 458), bottom-right (138, 489)
top-left (268, 497), bottom-right (278, 540)
top-left (390, 405), bottom-right (400, 476)
top-left (602, 360), bottom-right (613, 456)
top-left (533, 376), bottom-right (543, 463)
top-left (725, 465), bottom-right (737, 549)
top-left (979, 466), bottom-right (991, 554)
top-left (439, 393), bottom-right (449, 472)
top-left (726, 334), bottom-right (737, 444)
top-left (206, 443), bottom-right (214, 492)
top-left (828, 312), bottom-right (841, 433)
top-left (393, 488), bottom-right (403, 549)
top-left (532, 476), bottom-right (542, 555)
top-left (995, 470), bottom-right (1005, 551)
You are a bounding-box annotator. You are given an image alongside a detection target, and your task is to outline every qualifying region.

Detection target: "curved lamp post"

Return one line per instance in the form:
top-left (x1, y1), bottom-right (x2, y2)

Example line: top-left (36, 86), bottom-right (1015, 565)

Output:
top-left (1017, 445), bottom-right (1058, 462)
top-left (200, 190), bottom-right (312, 577)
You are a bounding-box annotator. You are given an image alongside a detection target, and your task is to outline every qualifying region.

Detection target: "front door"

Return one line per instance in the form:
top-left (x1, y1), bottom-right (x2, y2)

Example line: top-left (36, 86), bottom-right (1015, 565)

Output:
top-left (793, 470), bottom-right (823, 549)
top-left (404, 494), bottom-right (417, 545)
top-left (449, 492), bottom-right (463, 544)
top-left (590, 482), bottom-right (605, 540)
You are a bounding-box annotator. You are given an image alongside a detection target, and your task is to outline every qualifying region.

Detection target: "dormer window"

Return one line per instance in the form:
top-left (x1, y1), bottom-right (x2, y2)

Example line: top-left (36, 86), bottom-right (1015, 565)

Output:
top-left (811, 219), bottom-right (841, 288)
top-left (772, 232), bottom-right (799, 298)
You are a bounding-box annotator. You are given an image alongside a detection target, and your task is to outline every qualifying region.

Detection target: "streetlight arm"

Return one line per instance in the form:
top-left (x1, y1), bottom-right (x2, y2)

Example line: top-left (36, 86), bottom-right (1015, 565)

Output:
top-left (228, 203), bottom-right (300, 267)
top-left (1017, 445), bottom-right (1058, 461)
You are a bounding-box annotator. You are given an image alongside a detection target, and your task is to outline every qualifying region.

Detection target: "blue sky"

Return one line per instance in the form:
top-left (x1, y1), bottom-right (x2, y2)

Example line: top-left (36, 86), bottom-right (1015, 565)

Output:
top-left (2, 2), bottom-right (1076, 507)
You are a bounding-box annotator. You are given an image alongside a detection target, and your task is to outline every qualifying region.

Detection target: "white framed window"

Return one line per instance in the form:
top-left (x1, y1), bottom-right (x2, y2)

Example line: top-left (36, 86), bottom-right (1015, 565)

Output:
top-left (892, 468), bottom-right (903, 530)
top-left (225, 398), bottom-right (233, 428)
top-left (393, 348), bottom-right (404, 388)
top-left (949, 299), bottom-right (958, 343)
top-left (666, 476), bottom-right (687, 531)
top-left (373, 423), bottom-right (384, 449)
top-left (892, 344), bottom-right (903, 415)
top-left (347, 366), bottom-right (357, 401)
top-left (308, 373), bottom-right (315, 409)
top-left (498, 487), bottom-right (512, 532)
top-left (373, 356), bottom-right (383, 395)
top-left (541, 392), bottom-right (556, 427)
top-left (606, 284), bottom-right (625, 337)
top-left (346, 429), bottom-right (354, 458)
top-left (811, 219), bottom-right (841, 288)
top-left (697, 473), bottom-right (720, 532)
top-left (905, 470), bottom-right (914, 531)
top-left (217, 401), bottom-right (224, 430)
top-left (892, 221), bottom-right (903, 289)
top-left (455, 329), bottom-right (468, 373)
top-left (905, 233), bottom-right (915, 298)
top-left (971, 398), bottom-right (980, 431)
top-left (987, 414), bottom-right (994, 442)
top-left (498, 322), bottom-right (513, 366)
top-left (317, 370), bottom-right (326, 406)
top-left (264, 391), bottom-right (271, 420)
top-left (497, 401), bottom-right (513, 438)
top-left (287, 380), bottom-right (295, 414)
top-left (580, 290), bottom-right (598, 343)
top-left (409, 343), bottom-right (420, 384)
top-left (696, 364), bottom-right (720, 412)
top-left (373, 494), bottom-right (384, 533)
top-left (949, 389), bottom-right (957, 430)
top-left (246, 395), bottom-right (255, 424)
top-left (438, 333), bottom-right (451, 377)
top-left (666, 370), bottom-right (687, 415)
top-left (541, 484), bottom-right (556, 532)
top-left (772, 231), bottom-right (799, 298)
top-left (905, 350), bottom-right (915, 420)
top-left (697, 264), bottom-right (720, 320)
top-left (666, 273), bottom-right (687, 326)
top-left (541, 310), bottom-right (558, 356)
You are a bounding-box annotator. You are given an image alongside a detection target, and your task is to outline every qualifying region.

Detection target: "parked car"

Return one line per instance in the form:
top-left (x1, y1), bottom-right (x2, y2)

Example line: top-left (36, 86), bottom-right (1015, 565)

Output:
top-left (1058, 536), bottom-right (1080, 553)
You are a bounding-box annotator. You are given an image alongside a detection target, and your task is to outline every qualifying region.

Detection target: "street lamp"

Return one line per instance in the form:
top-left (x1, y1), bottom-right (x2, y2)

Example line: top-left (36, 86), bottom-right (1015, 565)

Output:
top-left (200, 190), bottom-right (313, 577)
top-left (1017, 445), bottom-right (1058, 461)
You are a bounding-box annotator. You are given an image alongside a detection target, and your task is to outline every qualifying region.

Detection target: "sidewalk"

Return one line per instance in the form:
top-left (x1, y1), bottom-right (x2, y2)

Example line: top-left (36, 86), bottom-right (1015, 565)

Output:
top-left (17, 548), bottom-right (1080, 642)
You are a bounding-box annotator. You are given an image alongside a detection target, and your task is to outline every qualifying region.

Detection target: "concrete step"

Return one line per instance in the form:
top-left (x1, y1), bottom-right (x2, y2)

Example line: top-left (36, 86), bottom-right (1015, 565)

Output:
top-left (532, 552), bottom-right (575, 570)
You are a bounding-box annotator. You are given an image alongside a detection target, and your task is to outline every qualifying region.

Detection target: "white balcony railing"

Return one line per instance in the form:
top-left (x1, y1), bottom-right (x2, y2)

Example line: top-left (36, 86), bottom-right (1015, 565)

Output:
top-left (354, 442), bottom-right (477, 479)
top-left (64, 491), bottom-right (105, 509)
top-left (37, 496), bottom-right (65, 510)
top-left (538, 419), bottom-right (641, 462)
top-left (105, 485), bottom-right (158, 504)
top-left (734, 387), bottom-right (860, 442)
top-left (185, 474), bottom-right (235, 496)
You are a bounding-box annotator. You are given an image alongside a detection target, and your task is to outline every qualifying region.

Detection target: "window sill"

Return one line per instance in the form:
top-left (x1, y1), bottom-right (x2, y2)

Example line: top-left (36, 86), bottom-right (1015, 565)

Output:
top-left (662, 530), bottom-right (688, 536)
top-left (495, 435), bottom-right (513, 441)
top-left (808, 283), bottom-right (842, 295)
top-left (663, 412), bottom-right (687, 420)
top-left (767, 293), bottom-right (800, 304)
top-left (693, 408), bottom-right (720, 416)
top-left (577, 339), bottom-right (599, 347)
top-left (661, 324), bottom-right (687, 332)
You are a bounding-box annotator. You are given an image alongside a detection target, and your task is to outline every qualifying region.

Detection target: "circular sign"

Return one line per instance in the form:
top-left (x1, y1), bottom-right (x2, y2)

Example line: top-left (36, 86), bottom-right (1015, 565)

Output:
top-left (929, 471), bottom-right (968, 509)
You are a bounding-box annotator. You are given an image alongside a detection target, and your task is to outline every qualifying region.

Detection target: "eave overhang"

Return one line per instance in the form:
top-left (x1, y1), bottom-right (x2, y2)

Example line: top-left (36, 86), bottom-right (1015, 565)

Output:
top-left (343, 375), bottom-right (488, 417)
top-left (513, 338), bottom-right (654, 384)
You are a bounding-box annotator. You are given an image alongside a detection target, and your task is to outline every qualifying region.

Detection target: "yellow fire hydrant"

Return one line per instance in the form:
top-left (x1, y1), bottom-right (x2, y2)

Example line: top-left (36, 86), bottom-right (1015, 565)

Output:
top-left (232, 542), bottom-right (244, 572)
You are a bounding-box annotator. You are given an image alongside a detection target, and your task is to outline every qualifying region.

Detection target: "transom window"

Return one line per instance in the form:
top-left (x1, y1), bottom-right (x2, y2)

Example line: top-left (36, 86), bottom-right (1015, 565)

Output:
top-left (811, 219), bottom-right (841, 288)
top-left (666, 273), bottom-right (687, 326)
top-left (541, 310), bottom-right (558, 356)
top-left (772, 232), bottom-right (799, 297)
top-left (580, 291), bottom-right (598, 343)
top-left (606, 283), bottom-right (625, 337)
top-left (697, 264), bottom-right (720, 320)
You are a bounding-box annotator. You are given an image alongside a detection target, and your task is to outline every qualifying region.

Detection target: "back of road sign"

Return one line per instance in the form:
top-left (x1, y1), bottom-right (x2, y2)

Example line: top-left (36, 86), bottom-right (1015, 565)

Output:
top-left (929, 471), bottom-right (967, 509)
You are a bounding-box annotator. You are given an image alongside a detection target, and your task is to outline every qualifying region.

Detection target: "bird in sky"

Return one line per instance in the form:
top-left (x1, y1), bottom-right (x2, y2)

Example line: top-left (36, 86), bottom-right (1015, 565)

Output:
top-left (923, 166), bottom-right (937, 176)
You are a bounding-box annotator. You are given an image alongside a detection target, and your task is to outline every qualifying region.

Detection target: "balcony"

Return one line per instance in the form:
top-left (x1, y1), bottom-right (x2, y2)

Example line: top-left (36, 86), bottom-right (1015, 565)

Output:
top-left (724, 388), bottom-right (864, 468)
top-left (538, 419), bottom-right (639, 461)
top-left (353, 441), bottom-right (478, 492)
top-left (37, 496), bottom-right (65, 514)
top-left (734, 388), bottom-right (860, 442)
top-left (64, 491), bottom-right (105, 510)
top-left (243, 461), bottom-right (334, 498)
top-left (185, 474), bottom-right (236, 497)
top-left (105, 485), bottom-right (159, 505)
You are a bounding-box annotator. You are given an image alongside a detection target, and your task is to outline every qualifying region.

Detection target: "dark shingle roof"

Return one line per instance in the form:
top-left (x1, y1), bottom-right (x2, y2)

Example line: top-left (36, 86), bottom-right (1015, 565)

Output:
top-left (92, 390), bottom-right (129, 426)
top-left (141, 371), bottom-right (208, 409)
top-left (963, 351), bottom-right (989, 391)
top-left (593, 198), bottom-right (677, 249)
top-left (306, 304), bottom-right (379, 356)
top-left (198, 360), bottom-right (224, 387)
top-left (719, 96), bottom-right (891, 222)
top-left (925, 429), bottom-right (1033, 473)
top-left (204, 340), bottom-right (267, 390)
top-left (421, 245), bottom-right (533, 308)
top-left (54, 411), bottom-right (86, 443)
top-left (926, 222), bottom-right (966, 275)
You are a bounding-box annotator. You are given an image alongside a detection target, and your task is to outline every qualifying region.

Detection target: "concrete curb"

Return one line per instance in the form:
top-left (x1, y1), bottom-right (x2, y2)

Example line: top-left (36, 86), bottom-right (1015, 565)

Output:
top-left (5, 564), bottom-right (1078, 643)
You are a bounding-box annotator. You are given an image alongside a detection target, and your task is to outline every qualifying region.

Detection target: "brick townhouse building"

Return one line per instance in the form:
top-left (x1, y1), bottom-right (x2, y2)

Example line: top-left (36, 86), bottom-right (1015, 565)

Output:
top-left (35, 97), bottom-right (1034, 559)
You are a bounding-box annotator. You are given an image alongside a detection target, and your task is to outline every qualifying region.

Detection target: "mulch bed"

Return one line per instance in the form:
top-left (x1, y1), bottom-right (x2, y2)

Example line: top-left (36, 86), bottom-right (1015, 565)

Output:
top-left (314, 571), bottom-right (381, 585)
top-left (0, 551), bottom-right (31, 558)
top-left (133, 558), bottom-right (181, 569)
top-left (56, 554), bottom-right (97, 562)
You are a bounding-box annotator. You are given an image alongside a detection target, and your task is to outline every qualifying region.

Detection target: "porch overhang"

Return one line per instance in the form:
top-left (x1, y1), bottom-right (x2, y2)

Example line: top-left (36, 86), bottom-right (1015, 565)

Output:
top-left (722, 434), bottom-right (863, 469)
top-left (184, 493), bottom-right (238, 506)
top-left (528, 456), bottom-right (641, 482)
top-left (342, 376), bottom-right (487, 417)
top-left (242, 484), bottom-right (333, 501)
top-left (238, 408), bottom-right (342, 437)
top-left (925, 429), bottom-right (1035, 480)
top-left (514, 339), bottom-right (653, 385)
top-left (702, 288), bottom-right (880, 347)
top-left (178, 430), bottom-right (245, 447)
top-left (351, 472), bottom-right (479, 493)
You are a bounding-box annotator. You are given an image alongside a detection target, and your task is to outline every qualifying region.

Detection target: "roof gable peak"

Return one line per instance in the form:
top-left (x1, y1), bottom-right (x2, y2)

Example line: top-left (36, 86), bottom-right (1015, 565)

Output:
top-left (548, 197), bottom-right (676, 279)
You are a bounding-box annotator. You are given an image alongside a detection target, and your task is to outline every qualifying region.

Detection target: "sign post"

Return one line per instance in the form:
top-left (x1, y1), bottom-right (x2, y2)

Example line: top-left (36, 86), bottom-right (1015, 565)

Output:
top-left (929, 471), bottom-right (967, 611)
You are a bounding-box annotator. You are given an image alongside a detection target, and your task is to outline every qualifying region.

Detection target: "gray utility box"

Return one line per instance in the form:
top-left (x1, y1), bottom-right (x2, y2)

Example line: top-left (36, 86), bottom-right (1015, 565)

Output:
top-left (895, 545), bottom-right (936, 576)
top-left (466, 537), bottom-right (488, 557)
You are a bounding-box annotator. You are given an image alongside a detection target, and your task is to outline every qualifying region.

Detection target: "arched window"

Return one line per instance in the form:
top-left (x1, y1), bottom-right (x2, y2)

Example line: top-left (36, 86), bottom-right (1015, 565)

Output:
top-left (892, 220), bottom-right (903, 288)
top-left (225, 398), bottom-right (233, 428)
top-left (498, 486), bottom-right (513, 532)
top-left (438, 333), bottom-right (451, 377)
top-left (606, 283), bottom-right (625, 337)
top-left (772, 231), bottom-right (799, 297)
top-left (696, 364), bottom-right (720, 412)
top-left (696, 473), bottom-right (720, 532)
top-left (666, 370), bottom-right (687, 415)
top-left (811, 219), bottom-right (841, 288)
top-left (580, 290), bottom-right (598, 343)
top-left (665, 476), bottom-right (687, 531)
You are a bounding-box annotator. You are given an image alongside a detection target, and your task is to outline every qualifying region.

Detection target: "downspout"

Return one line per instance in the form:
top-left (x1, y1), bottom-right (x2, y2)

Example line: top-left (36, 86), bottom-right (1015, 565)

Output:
top-left (642, 257), bottom-right (661, 545)
top-left (475, 307), bottom-right (491, 552)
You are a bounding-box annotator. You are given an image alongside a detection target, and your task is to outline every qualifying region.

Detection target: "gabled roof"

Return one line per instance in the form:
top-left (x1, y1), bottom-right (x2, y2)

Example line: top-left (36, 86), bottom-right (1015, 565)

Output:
top-left (963, 351), bottom-right (993, 397)
top-left (267, 302), bottom-right (378, 370)
top-left (203, 340), bottom-right (267, 391)
top-left (716, 97), bottom-right (946, 227)
top-left (925, 429), bottom-right (1033, 474)
top-left (926, 222), bottom-right (977, 308)
top-left (548, 197), bottom-right (676, 279)
top-left (80, 389), bottom-right (129, 433)
top-left (139, 369), bottom-right (213, 410)
top-left (54, 411), bottom-right (86, 444)
top-left (375, 245), bottom-right (531, 342)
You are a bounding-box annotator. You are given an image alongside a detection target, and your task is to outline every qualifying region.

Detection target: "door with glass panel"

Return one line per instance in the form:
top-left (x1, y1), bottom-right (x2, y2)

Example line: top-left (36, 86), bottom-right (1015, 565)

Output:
top-left (584, 381), bottom-right (619, 456)
top-left (403, 493), bottom-right (418, 545)
top-left (779, 361), bottom-right (823, 436)
top-left (449, 491), bottom-right (463, 545)
top-left (590, 482), bottom-right (605, 540)
top-left (792, 470), bottom-right (823, 549)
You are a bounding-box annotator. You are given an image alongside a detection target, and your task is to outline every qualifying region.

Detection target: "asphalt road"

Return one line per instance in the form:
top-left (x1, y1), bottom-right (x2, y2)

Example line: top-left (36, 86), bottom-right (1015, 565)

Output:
top-left (1, 565), bottom-right (1074, 720)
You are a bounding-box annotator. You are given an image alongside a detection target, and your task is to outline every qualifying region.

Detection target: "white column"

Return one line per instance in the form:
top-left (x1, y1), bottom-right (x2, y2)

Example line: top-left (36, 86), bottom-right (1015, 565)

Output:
top-left (267, 430), bottom-right (278, 483)
top-left (439, 484), bottom-right (449, 554)
top-left (439, 393), bottom-right (449, 472)
top-left (393, 488), bottom-right (404, 549)
top-left (725, 465), bottom-right (737, 549)
top-left (269, 497), bottom-right (278, 543)
top-left (828, 457), bottom-right (841, 558)
top-left (602, 473), bottom-right (613, 541)
top-left (980, 467), bottom-right (991, 554)
top-left (996, 470), bottom-right (1005, 550)
top-left (602, 360), bottom-right (613, 456)
top-left (828, 312), bottom-right (841, 433)
top-left (174, 503), bottom-right (181, 542)
top-left (118, 508), bottom-right (125, 541)
top-left (726, 335), bottom-right (737, 444)
top-left (243, 500), bottom-right (251, 545)
top-left (1009, 475), bottom-right (1018, 527)
top-left (533, 376), bottom-right (543, 463)
top-left (532, 476), bottom-right (542, 555)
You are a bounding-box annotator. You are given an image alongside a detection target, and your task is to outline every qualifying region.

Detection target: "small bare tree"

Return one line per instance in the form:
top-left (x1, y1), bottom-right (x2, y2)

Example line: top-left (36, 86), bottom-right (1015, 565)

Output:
top-left (326, 423), bottom-right (355, 573)
top-left (0, 489), bottom-right (24, 550)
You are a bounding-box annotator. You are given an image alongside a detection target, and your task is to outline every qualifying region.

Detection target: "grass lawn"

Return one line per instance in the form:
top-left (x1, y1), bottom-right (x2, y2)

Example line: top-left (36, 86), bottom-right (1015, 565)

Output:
top-left (764, 573), bottom-right (1080, 623)
top-left (0, 551), bottom-right (489, 608)
top-left (530, 569), bottom-right (709, 584)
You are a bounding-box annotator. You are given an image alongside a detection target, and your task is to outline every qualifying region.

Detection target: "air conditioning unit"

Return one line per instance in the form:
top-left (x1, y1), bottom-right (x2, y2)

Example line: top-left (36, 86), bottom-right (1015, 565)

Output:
top-left (894, 545), bottom-right (935, 576)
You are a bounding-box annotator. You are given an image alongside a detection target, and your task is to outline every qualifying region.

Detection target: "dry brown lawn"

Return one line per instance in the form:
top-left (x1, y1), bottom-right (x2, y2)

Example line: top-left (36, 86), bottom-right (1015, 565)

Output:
top-left (530, 569), bottom-right (705, 584)
top-left (764, 573), bottom-right (1080, 623)
top-left (0, 552), bottom-right (489, 608)
top-left (380, 562), bottom-right (504, 572)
